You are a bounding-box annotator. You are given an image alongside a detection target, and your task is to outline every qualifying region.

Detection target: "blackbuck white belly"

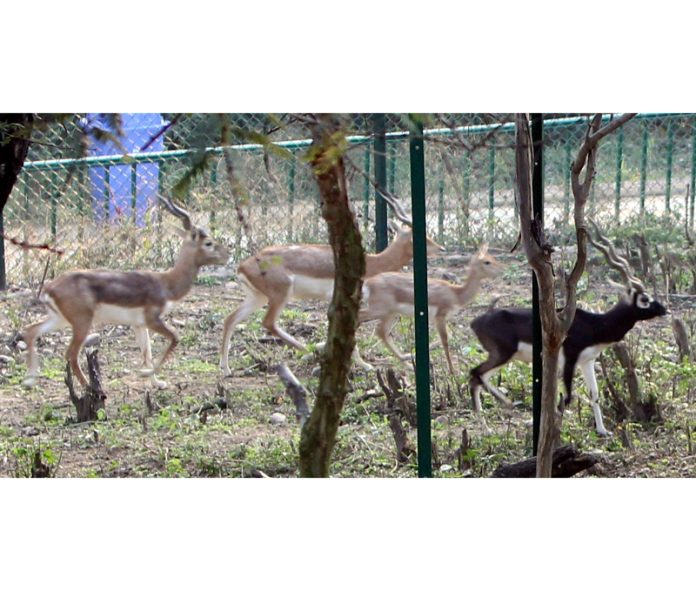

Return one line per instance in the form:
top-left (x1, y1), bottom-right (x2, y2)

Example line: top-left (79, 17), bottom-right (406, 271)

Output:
top-left (513, 342), bottom-right (612, 373)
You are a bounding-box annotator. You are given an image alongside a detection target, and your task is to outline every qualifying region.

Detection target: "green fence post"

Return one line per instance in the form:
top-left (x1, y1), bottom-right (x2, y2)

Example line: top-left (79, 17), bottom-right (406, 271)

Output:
top-left (488, 145), bottom-right (495, 227)
top-left (363, 146), bottom-right (370, 232)
top-left (388, 140), bottom-right (397, 193)
top-left (640, 124), bottom-right (648, 215)
top-left (614, 126), bottom-right (624, 222)
top-left (563, 140), bottom-right (571, 225)
top-left (130, 163), bottom-right (138, 224)
top-left (0, 204), bottom-right (5, 290)
top-left (531, 113), bottom-right (544, 456)
top-left (210, 161), bottom-right (218, 232)
top-left (75, 165), bottom-right (84, 217)
top-left (287, 158), bottom-right (296, 242)
top-left (691, 118), bottom-right (696, 229)
top-left (76, 165), bottom-right (85, 241)
top-left (22, 177), bottom-right (30, 279)
top-left (51, 171), bottom-right (59, 241)
top-left (409, 116), bottom-right (432, 479)
top-left (260, 154), bottom-right (268, 219)
top-left (462, 152), bottom-right (471, 242)
top-left (666, 118), bottom-right (674, 213)
top-left (374, 114), bottom-right (388, 253)
top-left (438, 178), bottom-right (444, 243)
top-left (103, 166), bottom-right (111, 221)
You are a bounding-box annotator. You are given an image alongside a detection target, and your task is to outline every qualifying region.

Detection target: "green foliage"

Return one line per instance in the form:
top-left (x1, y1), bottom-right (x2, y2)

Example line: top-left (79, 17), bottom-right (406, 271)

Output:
top-left (172, 150), bottom-right (215, 201)
top-left (9, 440), bottom-right (62, 478)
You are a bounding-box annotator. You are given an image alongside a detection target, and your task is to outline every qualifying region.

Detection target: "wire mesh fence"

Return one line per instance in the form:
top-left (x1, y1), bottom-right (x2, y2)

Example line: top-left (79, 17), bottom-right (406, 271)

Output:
top-left (3, 113), bottom-right (695, 287)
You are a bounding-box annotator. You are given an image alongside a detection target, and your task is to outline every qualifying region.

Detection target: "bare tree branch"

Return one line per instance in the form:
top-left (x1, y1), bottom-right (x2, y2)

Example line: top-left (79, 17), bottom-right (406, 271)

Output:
top-left (1, 232), bottom-right (64, 256)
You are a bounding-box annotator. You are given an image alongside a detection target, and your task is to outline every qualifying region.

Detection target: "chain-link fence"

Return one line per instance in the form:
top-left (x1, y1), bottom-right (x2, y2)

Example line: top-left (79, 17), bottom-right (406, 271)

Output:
top-left (3, 113), bottom-right (695, 287)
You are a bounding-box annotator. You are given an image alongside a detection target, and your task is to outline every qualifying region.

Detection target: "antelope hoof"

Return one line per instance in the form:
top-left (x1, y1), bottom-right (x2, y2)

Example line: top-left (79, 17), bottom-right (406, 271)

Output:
top-left (596, 429), bottom-right (613, 438)
top-left (22, 376), bottom-right (38, 388)
top-left (138, 368), bottom-right (155, 378)
top-left (151, 377), bottom-right (168, 389)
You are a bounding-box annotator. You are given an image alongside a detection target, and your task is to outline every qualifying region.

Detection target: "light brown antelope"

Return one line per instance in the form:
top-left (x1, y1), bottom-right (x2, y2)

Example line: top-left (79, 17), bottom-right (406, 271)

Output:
top-left (220, 192), bottom-right (445, 375)
top-left (469, 221), bottom-right (667, 437)
top-left (358, 244), bottom-right (504, 372)
top-left (22, 197), bottom-right (230, 390)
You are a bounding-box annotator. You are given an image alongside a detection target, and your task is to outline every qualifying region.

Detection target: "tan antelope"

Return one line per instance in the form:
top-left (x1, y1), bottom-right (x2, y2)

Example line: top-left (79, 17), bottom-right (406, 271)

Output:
top-left (220, 193), bottom-right (445, 375)
top-left (22, 197), bottom-right (230, 390)
top-left (358, 244), bottom-right (504, 372)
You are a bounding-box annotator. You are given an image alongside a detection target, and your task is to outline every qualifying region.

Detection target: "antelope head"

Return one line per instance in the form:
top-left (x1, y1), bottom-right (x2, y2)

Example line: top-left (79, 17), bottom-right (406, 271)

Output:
top-left (588, 219), bottom-right (667, 319)
top-left (159, 196), bottom-right (230, 268)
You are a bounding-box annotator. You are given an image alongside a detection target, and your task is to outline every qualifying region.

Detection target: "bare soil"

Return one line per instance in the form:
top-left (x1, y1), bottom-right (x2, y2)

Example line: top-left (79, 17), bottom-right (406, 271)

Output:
top-left (1, 250), bottom-right (694, 478)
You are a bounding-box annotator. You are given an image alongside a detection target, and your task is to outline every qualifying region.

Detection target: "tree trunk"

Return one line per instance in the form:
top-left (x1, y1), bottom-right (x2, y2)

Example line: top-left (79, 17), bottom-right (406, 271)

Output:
top-left (299, 116), bottom-right (366, 477)
top-left (515, 113), bottom-right (635, 477)
top-left (0, 113), bottom-right (33, 214)
top-left (0, 114), bottom-right (33, 290)
top-left (515, 114), bottom-right (564, 477)
top-left (537, 344), bottom-right (562, 474)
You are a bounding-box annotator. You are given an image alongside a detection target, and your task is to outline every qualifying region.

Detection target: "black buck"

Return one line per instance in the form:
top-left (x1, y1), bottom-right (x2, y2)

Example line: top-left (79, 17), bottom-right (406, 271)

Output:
top-left (468, 222), bottom-right (667, 436)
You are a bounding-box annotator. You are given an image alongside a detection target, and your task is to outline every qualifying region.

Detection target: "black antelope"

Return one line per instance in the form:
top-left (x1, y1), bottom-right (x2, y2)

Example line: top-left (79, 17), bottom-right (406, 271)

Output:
top-left (468, 222), bottom-right (667, 436)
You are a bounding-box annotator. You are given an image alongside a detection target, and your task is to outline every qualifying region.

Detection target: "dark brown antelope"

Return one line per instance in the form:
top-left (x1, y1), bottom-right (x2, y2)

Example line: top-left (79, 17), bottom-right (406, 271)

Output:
top-left (22, 196), bottom-right (230, 390)
top-left (468, 222), bottom-right (667, 436)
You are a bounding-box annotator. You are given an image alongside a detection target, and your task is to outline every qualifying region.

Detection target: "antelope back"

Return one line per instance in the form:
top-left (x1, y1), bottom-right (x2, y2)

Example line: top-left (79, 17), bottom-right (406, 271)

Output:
top-left (389, 222), bottom-right (445, 258)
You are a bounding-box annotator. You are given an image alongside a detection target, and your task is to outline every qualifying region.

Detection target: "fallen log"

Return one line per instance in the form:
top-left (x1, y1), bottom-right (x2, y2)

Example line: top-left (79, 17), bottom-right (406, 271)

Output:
top-left (492, 445), bottom-right (600, 478)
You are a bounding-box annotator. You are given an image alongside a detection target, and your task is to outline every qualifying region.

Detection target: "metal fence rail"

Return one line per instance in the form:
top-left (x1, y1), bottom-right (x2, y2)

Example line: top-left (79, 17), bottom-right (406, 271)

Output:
top-left (3, 113), bottom-right (695, 287)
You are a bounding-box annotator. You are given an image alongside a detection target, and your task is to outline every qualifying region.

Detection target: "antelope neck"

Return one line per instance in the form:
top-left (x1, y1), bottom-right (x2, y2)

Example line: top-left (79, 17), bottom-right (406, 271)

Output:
top-left (365, 236), bottom-right (410, 275)
top-left (160, 249), bottom-right (200, 300)
top-left (454, 269), bottom-right (485, 306)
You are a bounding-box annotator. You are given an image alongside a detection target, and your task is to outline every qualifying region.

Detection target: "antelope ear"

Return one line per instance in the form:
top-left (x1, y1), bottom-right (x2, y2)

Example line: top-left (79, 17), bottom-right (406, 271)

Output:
top-left (478, 243), bottom-right (489, 255)
top-left (172, 226), bottom-right (189, 239)
top-left (194, 227), bottom-right (211, 241)
top-left (389, 220), bottom-right (410, 235)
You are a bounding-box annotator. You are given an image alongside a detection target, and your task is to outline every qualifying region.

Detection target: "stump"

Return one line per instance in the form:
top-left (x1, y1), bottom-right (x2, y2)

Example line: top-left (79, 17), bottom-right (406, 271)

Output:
top-left (376, 369), bottom-right (416, 464)
top-left (276, 363), bottom-right (311, 425)
top-left (492, 445), bottom-right (600, 478)
top-left (672, 316), bottom-right (692, 363)
top-left (65, 348), bottom-right (107, 422)
top-left (613, 342), bottom-right (660, 423)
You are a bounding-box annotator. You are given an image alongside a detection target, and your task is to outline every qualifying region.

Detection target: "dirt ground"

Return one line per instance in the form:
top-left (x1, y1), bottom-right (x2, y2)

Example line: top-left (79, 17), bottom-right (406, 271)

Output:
top-left (1, 248), bottom-right (694, 478)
